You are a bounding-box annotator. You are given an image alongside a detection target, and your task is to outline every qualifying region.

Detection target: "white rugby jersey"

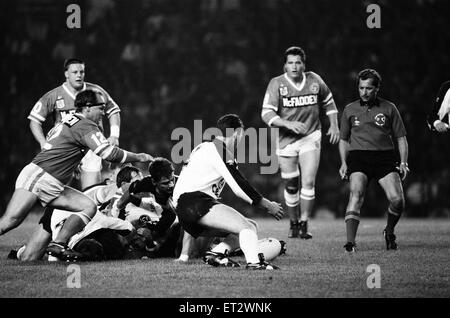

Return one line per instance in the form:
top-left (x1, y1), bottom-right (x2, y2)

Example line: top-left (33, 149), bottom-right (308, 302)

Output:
top-left (172, 139), bottom-right (262, 207)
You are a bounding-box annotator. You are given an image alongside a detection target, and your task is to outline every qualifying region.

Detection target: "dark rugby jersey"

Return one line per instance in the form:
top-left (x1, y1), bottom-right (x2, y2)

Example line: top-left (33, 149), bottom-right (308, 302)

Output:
top-left (340, 98), bottom-right (406, 151)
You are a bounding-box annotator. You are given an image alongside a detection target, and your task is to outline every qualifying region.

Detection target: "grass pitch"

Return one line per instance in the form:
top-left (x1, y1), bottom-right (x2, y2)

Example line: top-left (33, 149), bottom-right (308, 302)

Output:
top-left (0, 215), bottom-right (449, 298)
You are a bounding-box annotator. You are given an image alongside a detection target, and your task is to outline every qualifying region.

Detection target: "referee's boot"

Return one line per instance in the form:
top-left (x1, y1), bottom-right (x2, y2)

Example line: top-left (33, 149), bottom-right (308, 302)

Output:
top-left (299, 221), bottom-right (313, 240)
top-left (288, 220), bottom-right (299, 238)
top-left (344, 242), bottom-right (357, 253)
top-left (383, 229), bottom-right (398, 250)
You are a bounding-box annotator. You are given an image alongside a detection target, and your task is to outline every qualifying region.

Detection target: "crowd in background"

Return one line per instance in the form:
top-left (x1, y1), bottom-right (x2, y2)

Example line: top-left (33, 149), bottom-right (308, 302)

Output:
top-left (1, 0), bottom-right (449, 217)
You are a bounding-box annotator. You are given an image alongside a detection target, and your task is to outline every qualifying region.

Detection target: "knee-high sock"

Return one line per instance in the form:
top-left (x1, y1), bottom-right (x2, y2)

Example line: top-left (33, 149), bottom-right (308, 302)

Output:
top-left (211, 234), bottom-right (239, 255)
top-left (345, 211), bottom-right (360, 243)
top-left (239, 229), bottom-right (259, 264)
top-left (385, 206), bottom-right (402, 235)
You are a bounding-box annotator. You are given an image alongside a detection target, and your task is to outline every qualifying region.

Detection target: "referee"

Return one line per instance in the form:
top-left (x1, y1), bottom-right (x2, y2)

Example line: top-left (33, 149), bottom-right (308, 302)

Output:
top-left (338, 69), bottom-right (409, 252)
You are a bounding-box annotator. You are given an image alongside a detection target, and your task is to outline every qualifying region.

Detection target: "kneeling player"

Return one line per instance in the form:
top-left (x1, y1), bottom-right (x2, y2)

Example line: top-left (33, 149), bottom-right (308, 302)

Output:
top-left (173, 114), bottom-right (284, 270)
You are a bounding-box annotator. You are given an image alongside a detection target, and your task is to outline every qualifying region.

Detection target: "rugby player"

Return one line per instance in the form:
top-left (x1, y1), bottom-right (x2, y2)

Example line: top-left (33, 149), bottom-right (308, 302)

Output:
top-left (261, 46), bottom-right (339, 239)
top-left (173, 114), bottom-right (284, 270)
top-left (9, 165), bottom-right (142, 261)
top-left (339, 69), bottom-right (409, 252)
top-left (0, 90), bottom-right (153, 261)
top-left (28, 58), bottom-right (121, 190)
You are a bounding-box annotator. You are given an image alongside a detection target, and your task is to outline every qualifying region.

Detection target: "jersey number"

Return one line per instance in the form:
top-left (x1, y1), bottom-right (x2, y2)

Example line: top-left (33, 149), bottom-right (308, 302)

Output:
top-left (90, 132), bottom-right (108, 146)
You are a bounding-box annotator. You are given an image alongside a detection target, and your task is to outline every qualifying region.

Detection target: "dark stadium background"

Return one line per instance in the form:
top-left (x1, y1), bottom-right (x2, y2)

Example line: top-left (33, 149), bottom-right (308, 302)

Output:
top-left (1, 0), bottom-right (449, 218)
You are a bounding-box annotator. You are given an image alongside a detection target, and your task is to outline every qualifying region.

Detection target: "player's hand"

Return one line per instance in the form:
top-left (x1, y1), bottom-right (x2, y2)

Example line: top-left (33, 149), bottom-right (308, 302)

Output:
top-left (261, 198), bottom-right (284, 220)
top-left (137, 153), bottom-right (154, 162)
top-left (284, 121), bottom-right (308, 135)
top-left (327, 126), bottom-right (340, 145)
top-left (434, 121), bottom-right (448, 133)
top-left (108, 136), bottom-right (120, 146)
top-left (339, 163), bottom-right (348, 180)
top-left (398, 162), bottom-right (410, 181)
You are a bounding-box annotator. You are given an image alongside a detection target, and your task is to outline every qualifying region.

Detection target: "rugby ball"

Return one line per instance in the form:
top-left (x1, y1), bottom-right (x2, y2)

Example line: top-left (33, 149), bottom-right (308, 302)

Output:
top-left (257, 237), bottom-right (285, 261)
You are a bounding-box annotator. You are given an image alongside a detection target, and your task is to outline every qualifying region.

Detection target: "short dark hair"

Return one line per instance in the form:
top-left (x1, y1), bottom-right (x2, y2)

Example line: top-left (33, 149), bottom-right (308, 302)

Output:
top-left (148, 157), bottom-right (174, 182)
top-left (116, 165), bottom-right (140, 188)
top-left (284, 46), bottom-right (306, 63)
top-left (64, 58), bottom-right (84, 71)
top-left (74, 90), bottom-right (106, 110)
top-left (357, 69), bottom-right (382, 88)
top-left (217, 114), bottom-right (244, 137)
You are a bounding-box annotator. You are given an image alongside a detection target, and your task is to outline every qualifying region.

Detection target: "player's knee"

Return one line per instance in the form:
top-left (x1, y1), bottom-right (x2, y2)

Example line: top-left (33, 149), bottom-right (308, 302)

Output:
top-left (242, 219), bottom-right (257, 233)
top-left (349, 189), bottom-right (365, 204)
top-left (389, 196), bottom-right (404, 211)
top-left (80, 199), bottom-right (97, 218)
top-left (284, 186), bottom-right (299, 207)
top-left (300, 187), bottom-right (315, 201)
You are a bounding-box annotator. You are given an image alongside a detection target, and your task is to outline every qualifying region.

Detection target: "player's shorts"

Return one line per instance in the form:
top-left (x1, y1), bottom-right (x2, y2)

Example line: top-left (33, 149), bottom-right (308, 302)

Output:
top-left (276, 130), bottom-right (321, 157)
top-left (15, 163), bottom-right (65, 206)
top-left (176, 191), bottom-right (220, 238)
top-left (347, 150), bottom-right (399, 181)
top-left (80, 150), bottom-right (102, 172)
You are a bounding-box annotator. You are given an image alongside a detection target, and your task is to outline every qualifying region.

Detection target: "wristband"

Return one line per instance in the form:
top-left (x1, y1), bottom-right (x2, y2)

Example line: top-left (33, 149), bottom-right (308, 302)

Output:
top-left (110, 125), bottom-right (120, 138)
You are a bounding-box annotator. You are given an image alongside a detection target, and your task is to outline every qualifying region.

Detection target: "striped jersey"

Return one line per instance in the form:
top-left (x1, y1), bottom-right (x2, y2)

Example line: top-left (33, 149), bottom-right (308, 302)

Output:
top-left (172, 139), bottom-right (263, 207)
top-left (28, 82), bottom-right (120, 126)
top-left (32, 113), bottom-right (125, 184)
top-left (261, 72), bottom-right (338, 149)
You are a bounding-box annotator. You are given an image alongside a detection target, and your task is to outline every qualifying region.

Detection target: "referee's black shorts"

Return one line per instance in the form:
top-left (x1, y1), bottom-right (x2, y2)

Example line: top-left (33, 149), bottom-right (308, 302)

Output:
top-left (347, 150), bottom-right (399, 181)
top-left (176, 191), bottom-right (220, 238)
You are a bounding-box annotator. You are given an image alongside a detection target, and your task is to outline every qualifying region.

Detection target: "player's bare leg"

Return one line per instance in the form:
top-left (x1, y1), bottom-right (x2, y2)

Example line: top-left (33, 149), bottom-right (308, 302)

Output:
top-left (19, 226), bottom-right (51, 261)
top-left (298, 148), bottom-right (321, 239)
top-left (378, 172), bottom-right (405, 250)
top-left (278, 156), bottom-right (300, 238)
top-left (344, 172), bottom-right (368, 251)
top-left (46, 186), bottom-right (97, 260)
top-left (198, 204), bottom-right (260, 264)
top-left (0, 189), bottom-right (38, 236)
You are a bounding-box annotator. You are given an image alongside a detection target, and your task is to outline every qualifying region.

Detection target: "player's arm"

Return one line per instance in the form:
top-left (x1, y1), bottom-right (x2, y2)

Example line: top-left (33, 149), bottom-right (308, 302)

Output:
top-left (116, 178), bottom-right (152, 210)
top-left (100, 87), bottom-right (121, 145)
top-left (211, 146), bottom-right (283, 219)
top-left (29, 121), bottom-right (47, 150)
top-left (108, 112), bottom-right (121, 146)
top-left (317, 74), bottom-right (340, 144)
top-left (28, 96), bottom-right (53, 149)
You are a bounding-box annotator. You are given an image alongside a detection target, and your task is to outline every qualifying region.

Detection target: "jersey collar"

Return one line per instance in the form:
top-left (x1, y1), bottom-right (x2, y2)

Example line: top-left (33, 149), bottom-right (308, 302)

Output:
top-left (284, 73), bottom-right (306, 91)
top-left (62, 82), bottom-right (87, 100)
top-left (359, 97), bottom-right (380, 108)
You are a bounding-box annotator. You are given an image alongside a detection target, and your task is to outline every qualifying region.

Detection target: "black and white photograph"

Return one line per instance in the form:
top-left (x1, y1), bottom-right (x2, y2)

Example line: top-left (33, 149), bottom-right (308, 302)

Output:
top-left (0, 0), bottom-right (449, 305)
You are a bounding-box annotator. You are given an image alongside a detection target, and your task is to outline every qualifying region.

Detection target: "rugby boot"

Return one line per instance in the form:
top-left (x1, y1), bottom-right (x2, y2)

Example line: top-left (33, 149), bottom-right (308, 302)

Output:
top-left (383, 229), bottom-right (398, 250)
top-left (299, 220), bottom-right (313, 239)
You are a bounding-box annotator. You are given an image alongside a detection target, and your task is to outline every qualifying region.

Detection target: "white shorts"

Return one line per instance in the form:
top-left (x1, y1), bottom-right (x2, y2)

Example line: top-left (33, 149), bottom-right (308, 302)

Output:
top-left (15, 163), bottom-right (65, 206)
top-left (276, 130), bottom-right (321, 157)
top-left (80, 150), bottom-right (102, 172)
